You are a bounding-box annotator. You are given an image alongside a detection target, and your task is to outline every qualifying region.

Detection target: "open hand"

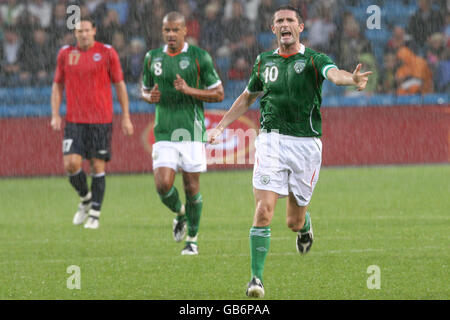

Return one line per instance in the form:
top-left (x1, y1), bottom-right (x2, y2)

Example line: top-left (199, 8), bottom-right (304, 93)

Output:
top-left (352, 63), bottom-right (373, 91)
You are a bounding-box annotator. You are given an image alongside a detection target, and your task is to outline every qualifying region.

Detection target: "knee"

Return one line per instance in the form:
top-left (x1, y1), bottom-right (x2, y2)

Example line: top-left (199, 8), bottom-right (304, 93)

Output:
top-left (183, 181), bottom-right (199, 198)
top-left (286, 216), bottom-right (305, 232)
top-left (91, 161), bottom-right (105, 175)
top-left (286, 218), bottom-right (298, 232)
top-left (64, 160), bottom-right (81, 175)
top-left (254, 201), bottom-right (274, 226)
top-left (155, 179), bottom-right (173, 195)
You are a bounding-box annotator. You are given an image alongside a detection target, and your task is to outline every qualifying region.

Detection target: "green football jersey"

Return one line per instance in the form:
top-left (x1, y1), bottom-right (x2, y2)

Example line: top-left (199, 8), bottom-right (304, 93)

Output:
top-left (142, 42), bottom-right (221, 142)
top-left (247, 44), bottom-right (337, 137)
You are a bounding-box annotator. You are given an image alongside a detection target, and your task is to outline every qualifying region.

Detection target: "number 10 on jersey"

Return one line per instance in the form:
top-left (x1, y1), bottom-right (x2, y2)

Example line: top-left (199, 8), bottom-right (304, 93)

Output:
top-left (263, 66), bottom-right (278, 83)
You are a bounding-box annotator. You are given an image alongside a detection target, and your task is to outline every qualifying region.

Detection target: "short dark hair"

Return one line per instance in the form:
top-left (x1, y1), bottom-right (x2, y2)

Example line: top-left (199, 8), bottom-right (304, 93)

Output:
top-left (272, 5), bottom-right (303, 25)
top-left (79, 17), bottom-right (96, 28)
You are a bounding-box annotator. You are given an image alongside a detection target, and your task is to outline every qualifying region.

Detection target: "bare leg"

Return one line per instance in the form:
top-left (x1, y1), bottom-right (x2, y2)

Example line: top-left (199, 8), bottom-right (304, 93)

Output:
top-left (286, 193), bottom-right (308, 232)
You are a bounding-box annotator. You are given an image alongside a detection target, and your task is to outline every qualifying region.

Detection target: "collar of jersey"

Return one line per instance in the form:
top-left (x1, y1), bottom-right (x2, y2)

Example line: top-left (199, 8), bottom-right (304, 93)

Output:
top-left (163, 42), bottom-right (189, 56)
top-left (76, 41), bottom-right (98, 52)
top-left (274, 43), bottom-right (305, 58)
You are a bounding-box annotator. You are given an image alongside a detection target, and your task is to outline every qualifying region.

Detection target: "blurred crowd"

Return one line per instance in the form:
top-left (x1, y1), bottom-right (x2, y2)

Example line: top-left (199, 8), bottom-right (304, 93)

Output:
top-left (0, 0), bottom-right (449, 96)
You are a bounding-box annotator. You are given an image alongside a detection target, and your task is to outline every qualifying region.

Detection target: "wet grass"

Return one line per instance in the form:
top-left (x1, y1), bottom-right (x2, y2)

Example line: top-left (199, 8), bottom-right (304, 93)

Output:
top-left (0, 165), bottom-right (448, 300)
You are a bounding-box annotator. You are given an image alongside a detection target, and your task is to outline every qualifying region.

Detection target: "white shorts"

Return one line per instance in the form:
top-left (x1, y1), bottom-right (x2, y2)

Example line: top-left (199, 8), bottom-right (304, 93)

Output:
top-left (252, 131), bottom-right (322, 206)
top-left (152, 141), bottom-right (207, 173)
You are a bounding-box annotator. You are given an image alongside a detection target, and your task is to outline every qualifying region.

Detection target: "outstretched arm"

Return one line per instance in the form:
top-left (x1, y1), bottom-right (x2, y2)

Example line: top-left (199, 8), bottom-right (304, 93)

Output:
top-left (208, 89), bottom-right (260, 144)
top-left (327, 63), bottom-right (372, 91)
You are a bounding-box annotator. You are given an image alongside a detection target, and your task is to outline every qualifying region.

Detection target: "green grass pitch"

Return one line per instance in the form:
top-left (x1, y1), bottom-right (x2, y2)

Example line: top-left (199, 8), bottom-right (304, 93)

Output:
top-left (0, 165), bottom-right (448, 300)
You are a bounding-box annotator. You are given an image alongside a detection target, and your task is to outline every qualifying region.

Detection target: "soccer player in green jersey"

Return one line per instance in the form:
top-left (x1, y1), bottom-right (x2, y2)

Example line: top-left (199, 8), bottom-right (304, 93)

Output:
top-left (208, 5), bottom-right (372, 297)
top-left (141, 12), bottom-right (224, 255)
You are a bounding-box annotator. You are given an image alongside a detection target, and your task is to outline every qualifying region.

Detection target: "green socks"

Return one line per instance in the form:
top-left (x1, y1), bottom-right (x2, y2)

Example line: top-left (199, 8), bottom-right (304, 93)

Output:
top-left (299, 212), bottom-right (311, 233)
top-left (159, 188), bottom-right (202, 243)
top-left (248, 214), bottom-right (309, 283)
top-left (186, 193), bottom-right (203, 239)
top-left (159, 186), bottom-right (182, 214)
top-left (249, 226), bottom-right (271, 283)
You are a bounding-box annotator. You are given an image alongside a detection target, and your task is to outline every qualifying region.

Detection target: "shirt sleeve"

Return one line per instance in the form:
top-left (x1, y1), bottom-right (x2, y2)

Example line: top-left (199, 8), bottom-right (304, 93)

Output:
top-left (53, 48), bottom-right (66, 83)
top-left (198, 50), bottom-right (221, 89)
top-left (142, 51), bottom-right (154, 90)
top-left (246, 54), bottom-right (263, 93)
top-left (109, 47), bottom-right (124, 83)
top-left (313, 53), bottom-right (338, 80)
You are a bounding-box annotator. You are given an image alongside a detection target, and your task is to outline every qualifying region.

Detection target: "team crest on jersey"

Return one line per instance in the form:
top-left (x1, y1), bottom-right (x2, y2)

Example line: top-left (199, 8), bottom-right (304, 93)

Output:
top-left (294, 59), bottom-right (306, 74)
top-left (93, 53), bottom-right (102, 62)
top-left (260, 175), bottom-right (270, 185)
top-left (179, 59), bottom-right (190, 70)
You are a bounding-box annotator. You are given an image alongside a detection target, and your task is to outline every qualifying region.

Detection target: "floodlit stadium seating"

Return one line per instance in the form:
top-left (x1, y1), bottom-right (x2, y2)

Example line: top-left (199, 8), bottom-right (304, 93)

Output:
top-left (1, 0), bottom-right (448, 115)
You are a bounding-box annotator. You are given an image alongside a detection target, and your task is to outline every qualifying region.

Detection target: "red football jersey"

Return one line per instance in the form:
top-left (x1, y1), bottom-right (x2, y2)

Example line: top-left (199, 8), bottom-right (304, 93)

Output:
top-left (54, 41), bottom-right (124, 124)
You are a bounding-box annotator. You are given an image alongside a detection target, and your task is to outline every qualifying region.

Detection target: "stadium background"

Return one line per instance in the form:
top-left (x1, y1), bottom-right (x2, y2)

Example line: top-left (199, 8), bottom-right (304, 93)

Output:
top-left (0, 0), bottom-right (448, 302)
top-left (0, 0), bottom-right (449, 176)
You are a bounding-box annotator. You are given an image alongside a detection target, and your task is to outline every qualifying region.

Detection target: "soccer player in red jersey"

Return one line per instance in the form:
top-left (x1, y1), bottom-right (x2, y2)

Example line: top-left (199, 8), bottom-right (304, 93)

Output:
top-left (51, 19), bottom-right (134, 229)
